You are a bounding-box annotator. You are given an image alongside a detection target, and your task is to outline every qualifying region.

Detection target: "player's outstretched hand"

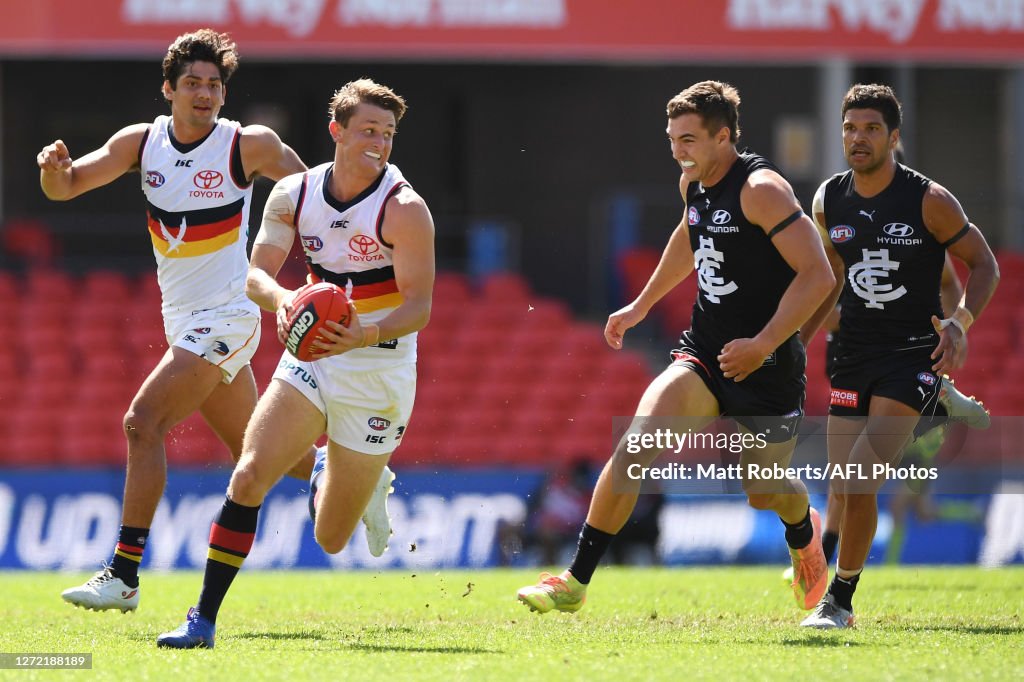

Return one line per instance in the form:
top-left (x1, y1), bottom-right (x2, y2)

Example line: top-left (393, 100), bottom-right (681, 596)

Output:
top-left (605, 304), bottom-right (646, 350)
top-left (37, 140), bottom-right (72, 172)
top-left (718, 337), bottom-right (769, 382)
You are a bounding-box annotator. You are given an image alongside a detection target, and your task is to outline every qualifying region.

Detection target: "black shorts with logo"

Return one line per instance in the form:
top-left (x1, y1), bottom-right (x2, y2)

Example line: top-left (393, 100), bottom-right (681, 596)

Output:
top-left (671, 330), bottom-right (805, 443)
top-left (829, 345), bottom-right (942, 418)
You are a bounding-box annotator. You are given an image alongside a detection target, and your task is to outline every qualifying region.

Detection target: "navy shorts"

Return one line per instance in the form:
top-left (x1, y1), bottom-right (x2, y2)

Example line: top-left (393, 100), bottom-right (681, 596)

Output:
top-left (829, 345), bottom-right (941, 418)
top-left (670, 331), bottom-right (805, 443)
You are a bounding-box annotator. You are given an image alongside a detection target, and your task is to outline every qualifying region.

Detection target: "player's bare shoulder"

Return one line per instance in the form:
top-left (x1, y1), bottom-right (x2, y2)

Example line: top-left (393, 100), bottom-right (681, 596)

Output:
top-left (922, 179), bottom-right (969, 240)
top-left (237, 123), bottom-right (303, 182)
top-left (106, 123), bottom-right (153, 168)
top-left (741, 167), bottom-right (800, 228)
top-left (382, 185), bottom-right (435, 243)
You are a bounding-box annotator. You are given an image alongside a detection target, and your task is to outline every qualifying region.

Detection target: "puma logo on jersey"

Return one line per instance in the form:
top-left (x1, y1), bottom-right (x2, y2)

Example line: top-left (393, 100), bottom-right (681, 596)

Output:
top-left (694, 235), bottom-right (738, 303)
top-left (859, 209), bottom-right (876, 221)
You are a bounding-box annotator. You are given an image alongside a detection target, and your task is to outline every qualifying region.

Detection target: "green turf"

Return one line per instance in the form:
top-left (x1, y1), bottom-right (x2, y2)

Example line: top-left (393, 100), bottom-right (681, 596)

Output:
top-left (3, 567), bottom-right (1022, 681)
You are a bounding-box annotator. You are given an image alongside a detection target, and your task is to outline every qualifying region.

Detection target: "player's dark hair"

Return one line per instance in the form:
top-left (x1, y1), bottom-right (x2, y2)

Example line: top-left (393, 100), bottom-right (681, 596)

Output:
top-left (163, 28), bottom-right (239, 88)
top-left (329, 78), bottom-right (408, 126)
top-left (842, 84), bottom-right (902, 131)
top-left (666, 80), bottom-right (741, 143)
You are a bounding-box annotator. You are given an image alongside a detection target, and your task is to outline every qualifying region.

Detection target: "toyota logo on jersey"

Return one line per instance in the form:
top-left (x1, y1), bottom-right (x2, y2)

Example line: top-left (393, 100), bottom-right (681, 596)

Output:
top-left (193, 170), bottom-right (224, 189)
top-left (349, 234), bottom-right (380, 255)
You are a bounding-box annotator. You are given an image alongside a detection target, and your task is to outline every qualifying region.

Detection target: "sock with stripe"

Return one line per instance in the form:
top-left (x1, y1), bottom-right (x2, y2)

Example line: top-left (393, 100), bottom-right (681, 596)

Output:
top-left (567, 523), bottom-right (615, 585)
top-left (829, 569), bottom-right (861, 612)
top-left (196, 496), bottom-right (260, 625)
top-left (110, 526), bottom-right (148, 588)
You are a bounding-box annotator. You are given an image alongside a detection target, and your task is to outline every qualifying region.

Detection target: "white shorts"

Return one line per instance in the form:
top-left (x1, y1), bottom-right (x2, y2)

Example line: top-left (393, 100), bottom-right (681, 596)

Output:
top-left (166, 307), bottom-right (261, 384)
top-left (272, 354), bottom-right (416, 456)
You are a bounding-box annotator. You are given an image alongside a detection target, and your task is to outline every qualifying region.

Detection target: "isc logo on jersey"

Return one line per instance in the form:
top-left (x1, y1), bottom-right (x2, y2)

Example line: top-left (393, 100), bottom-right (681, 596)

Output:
top-left (830, 225), bottom-right (855, 243)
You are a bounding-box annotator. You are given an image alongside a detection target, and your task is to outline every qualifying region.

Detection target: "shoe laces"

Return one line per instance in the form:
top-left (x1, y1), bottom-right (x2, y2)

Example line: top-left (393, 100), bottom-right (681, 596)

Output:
top-left (85, 566), bottom-right (117, 587)
top-left (536, 572), bottom-right (576, 597)
top-left (813, 595), bottom-right (848, 620)
top-left (793, 547), bottom-right (825, 587)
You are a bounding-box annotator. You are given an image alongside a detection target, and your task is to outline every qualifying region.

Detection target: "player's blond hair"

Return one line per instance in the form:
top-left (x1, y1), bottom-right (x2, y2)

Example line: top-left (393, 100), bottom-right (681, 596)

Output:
top-left (329, 79), bottom-right (407, 126)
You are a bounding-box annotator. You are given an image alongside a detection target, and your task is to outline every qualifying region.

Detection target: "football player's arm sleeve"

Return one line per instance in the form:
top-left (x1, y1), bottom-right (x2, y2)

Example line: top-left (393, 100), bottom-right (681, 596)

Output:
top-left (253, 180), bottom-right (297, 252)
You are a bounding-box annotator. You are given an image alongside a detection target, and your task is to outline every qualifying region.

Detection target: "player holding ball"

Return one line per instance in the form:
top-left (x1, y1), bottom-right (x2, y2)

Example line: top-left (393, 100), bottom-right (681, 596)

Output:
top-left (158, 78), bottom-right (435, 649)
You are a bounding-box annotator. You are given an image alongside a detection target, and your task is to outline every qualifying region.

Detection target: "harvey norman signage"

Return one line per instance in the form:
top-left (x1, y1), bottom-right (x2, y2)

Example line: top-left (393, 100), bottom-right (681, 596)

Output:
top-left (0, 0), bottom-right (1022, 61)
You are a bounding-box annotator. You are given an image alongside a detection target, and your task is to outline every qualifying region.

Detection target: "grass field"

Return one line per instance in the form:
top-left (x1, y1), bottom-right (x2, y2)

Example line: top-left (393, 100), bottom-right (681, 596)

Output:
top-left (3, 567), bottom-right (1022, 681)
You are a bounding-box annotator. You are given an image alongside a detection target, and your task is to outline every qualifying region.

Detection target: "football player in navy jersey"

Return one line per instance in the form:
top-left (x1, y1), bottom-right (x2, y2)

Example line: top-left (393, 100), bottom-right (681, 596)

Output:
top-left (518, 81), bottom-right (835, 616)
top-left (800, 84), bottom-right (998, 629)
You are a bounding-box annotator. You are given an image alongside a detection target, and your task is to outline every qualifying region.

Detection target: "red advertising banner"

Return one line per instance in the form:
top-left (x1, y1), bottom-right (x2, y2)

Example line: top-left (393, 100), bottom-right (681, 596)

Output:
top-left (1, 0), bottom-right (1022, 62)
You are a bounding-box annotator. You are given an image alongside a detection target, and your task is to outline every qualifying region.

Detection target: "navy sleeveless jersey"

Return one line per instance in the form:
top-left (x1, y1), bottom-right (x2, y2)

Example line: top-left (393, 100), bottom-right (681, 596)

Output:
top-left (823, 164), bottom-right (944, 354)
top-left (685, 152), bottom-right (796, 348)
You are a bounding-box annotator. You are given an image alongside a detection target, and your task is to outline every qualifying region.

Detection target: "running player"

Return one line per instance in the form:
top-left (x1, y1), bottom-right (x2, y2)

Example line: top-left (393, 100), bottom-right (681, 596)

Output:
top-left (38, 29), bottom-right (310, 612)
top-left (800, 84), bottom-right (998, 629)
top-left (517, 81), bottom-right (835, 615)
top-left (157, 78), bottom-right (434, 649)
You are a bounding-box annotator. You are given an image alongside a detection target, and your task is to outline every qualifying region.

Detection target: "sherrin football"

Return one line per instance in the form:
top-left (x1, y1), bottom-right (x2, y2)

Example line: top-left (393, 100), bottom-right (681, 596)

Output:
top-left (284, 282), bottom-right (352, 361)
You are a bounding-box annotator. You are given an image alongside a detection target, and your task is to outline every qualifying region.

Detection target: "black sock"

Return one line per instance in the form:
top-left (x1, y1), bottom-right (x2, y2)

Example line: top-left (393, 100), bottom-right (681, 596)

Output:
top-left (567, 523), bottom-right (615, 584)
top-left (196, 497), bottom-right (260, 625)
top-left (821, 530), bottom-right (840, 565)
top-left (782, 506), bottom-right (814, 550)
top-left (829, 572), bottom-right (860, 611)
top-left (110, 526), bottom-right (148, 588)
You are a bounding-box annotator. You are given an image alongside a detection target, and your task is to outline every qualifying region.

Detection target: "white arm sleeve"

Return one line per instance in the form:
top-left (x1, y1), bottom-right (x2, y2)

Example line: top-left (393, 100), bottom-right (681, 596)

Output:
top-left (253, 179), bottom-right (298, 251)
top-left (811, 180), bottom-right (828, 231)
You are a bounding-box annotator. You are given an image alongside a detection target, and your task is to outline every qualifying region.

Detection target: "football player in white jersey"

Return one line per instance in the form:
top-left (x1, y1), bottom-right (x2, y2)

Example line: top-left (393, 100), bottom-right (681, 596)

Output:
top-left (157, 79), bottom-right (435, 649)
top-left (36, 29), bottom-right (309, 613)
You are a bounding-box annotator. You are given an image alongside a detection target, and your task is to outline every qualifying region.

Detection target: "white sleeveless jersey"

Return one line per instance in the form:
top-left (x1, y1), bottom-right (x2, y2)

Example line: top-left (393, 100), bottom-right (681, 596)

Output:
top-left (139, 115), bottom-right (258, 321)
top-left (283, 161), bottom-right (415, 370)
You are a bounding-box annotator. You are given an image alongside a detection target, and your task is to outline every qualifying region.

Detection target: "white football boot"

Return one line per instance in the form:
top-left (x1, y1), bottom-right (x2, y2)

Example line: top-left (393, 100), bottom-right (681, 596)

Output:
top-left (362, 466), bottom-right (396, 557)
top-left (61, 567), bottom-right (139, 612)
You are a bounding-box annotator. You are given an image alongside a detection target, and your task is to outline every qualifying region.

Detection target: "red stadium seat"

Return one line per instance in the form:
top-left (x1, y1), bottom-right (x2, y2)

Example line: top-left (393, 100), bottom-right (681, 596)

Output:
top-left (480, 272), bottom-right (532, 303)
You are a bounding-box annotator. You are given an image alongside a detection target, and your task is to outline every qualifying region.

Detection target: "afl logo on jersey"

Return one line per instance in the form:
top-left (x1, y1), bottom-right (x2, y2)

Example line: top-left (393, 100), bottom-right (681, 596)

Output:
top-left (917, 372), bottom-right (936, 386)
top-left (883, 223), bottom-right (914, 237)
top-left (830, 225), bottom-right (855, 243)
top-left (688, 206), bottom-right (700, 225)
top-left (145, 170), bottom-right (165, 188)
top-left (712, 210), bottom-right (732, 225)
top-left (301, 235), bottom-right (323, 252)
